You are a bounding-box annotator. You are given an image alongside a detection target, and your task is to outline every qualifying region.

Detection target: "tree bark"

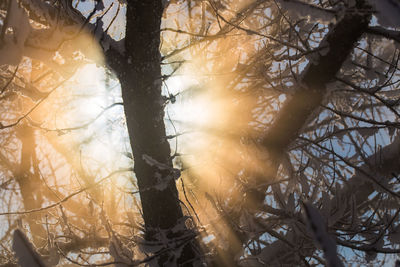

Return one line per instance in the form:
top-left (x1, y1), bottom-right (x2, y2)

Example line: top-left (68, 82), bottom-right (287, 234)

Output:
top-left (106, 1), bottom-right (198, 265)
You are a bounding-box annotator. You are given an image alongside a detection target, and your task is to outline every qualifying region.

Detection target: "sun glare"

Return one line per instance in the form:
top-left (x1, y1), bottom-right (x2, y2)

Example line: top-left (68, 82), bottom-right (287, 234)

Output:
top-left (165, 75), bottom-right (213, 128)
top-left (71, 64), bottom-right (107, 120)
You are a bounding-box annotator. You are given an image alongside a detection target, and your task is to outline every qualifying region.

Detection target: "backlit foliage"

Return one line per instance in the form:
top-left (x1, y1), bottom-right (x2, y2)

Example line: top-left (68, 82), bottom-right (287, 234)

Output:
top-left (0, 0), bottom-right (399, 266)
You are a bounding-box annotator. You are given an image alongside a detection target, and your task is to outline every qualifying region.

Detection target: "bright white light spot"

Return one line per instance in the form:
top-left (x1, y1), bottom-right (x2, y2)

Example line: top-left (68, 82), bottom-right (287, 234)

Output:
top-left (165, 75), bottom-right (211, 130)
top-left (278, 94), bottom-right (286, 103)
top-left (71, 64), bottom-right (106, 120)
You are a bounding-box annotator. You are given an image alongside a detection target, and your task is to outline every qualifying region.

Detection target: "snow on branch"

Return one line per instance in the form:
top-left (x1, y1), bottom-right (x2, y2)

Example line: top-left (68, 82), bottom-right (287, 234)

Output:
top-left (0, 0), bottom-right (123, 71)
top-left (276, 0), bottom-right (337, 24)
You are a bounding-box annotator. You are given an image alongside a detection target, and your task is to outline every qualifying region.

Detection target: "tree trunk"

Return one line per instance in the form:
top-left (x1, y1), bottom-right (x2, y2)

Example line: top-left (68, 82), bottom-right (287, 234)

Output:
top-left (107, 1), bottom-right (198, 265)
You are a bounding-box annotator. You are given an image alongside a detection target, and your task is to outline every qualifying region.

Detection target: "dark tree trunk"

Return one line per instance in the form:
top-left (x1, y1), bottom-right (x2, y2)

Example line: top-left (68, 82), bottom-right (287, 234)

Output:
top-left (106, 1), bottom-right (197, 265)
top-left (122, 0), bottom-right (183, 235)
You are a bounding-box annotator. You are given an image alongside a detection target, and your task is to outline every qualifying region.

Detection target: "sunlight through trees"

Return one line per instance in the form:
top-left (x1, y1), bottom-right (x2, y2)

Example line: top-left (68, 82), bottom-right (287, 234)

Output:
top-left (0, 0), bottom-right (400, 266)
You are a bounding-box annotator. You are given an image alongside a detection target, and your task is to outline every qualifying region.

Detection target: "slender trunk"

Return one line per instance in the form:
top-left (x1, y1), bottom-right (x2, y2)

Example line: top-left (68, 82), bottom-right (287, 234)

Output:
top-left (107, 1), bottom-right (198, 265)
top-left (122, 0), bottom-right (182, 233)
